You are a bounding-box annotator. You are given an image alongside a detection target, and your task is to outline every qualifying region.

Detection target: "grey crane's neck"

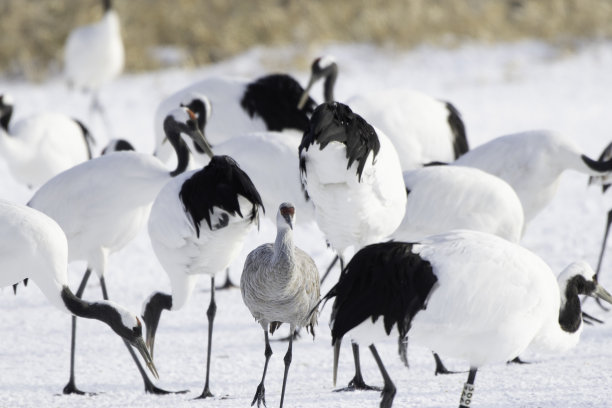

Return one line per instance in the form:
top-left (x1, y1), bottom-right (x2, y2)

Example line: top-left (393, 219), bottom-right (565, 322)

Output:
top-left (273, 227), bottom-right (295, 267)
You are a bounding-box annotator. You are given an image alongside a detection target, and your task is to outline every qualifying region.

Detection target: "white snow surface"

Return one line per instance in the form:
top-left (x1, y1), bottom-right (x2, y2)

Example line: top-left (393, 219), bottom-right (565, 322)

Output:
top-left (2, 40), bottom-right (612, 407)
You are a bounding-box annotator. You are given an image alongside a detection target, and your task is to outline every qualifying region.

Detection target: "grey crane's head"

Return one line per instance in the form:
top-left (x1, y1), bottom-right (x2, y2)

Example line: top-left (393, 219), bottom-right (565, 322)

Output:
top-left (163, 106), bottom-right (214, 158)
top-left (558, 261), bottom-right (612, 305)
top-left (297, 56), bottom-right (338, 109)
top-left (277, 202), bottom-right (295, 230)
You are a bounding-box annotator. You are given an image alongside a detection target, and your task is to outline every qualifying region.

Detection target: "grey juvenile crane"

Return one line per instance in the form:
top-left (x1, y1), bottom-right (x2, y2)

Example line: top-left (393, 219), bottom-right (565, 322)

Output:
top-left (241, 203), bottom-right (321, 408)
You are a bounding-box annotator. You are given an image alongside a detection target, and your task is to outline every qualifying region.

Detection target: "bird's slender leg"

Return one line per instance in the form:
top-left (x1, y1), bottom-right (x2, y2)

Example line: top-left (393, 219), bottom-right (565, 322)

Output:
top-left (279, 325), bottom-right (294, 408)
top-left (458, 368), bottom-right (478, 408)
top-left (369, 344), bottom-right (396, 408)
top-left (63, 268), bottom-right (94, 396)
top-left (273, 328), bottom-right (301, 343)
top-left (90, 91), bottom-right (113, 138)
top-left (195, 276), bottom-right (217, 399)
top-left (433, 352), bottom-right (460, 375)
top-left (251, 329), bottom-right (273, 408)
top-left (320, 255), bottom-right (339, 284)
top-left (335, 342), bottom-right (381, 392)
top-left (593, 208), bottom-right (612, 310)
top-left (216, 268), bottom-right (238, 290)
top-left (320, 254), bottom-right (346, 285)
top-left (99, 276), bottom-right (187, 395)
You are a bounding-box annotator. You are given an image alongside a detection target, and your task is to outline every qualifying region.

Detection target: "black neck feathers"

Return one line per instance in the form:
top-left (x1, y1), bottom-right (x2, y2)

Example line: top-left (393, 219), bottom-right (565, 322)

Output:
top-left (582, 154), bottom-right (612, 173)
top-left (182, 98), bottom-right (208, 154)
top-left (102, 0), bottom-right (112, 12)
top-left (324, 242), bottom-right (438, 352)
top-left (0, 104), bottom-right (12, 132)
top-left (179, 155), bottom-right (264, 237)
top-left (559, 275), bottom-right (595, 333)
top-left (323, 65), bottom-right (337, 103)
top-left (299, 102), bottom-right (380, 182)
top-left (163, 118), bottom-right (191, 177)
top-left (72, 118), bottom-right (95, 159)
top-left (240, 74), bottom-right (316, 132)
top-left (61, 286), bottom-right (139, 340)
top-left (445, 102), bottom-right (469, 158)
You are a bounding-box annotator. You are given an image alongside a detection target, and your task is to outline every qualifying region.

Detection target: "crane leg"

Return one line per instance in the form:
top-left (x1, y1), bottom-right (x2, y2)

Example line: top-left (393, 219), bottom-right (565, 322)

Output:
top-left (458, 368), bottom-right (478, 408)
top-left (63, 268), bottom-right (94, 395)
top-left (195, 277), bottom-right (217, 399)
top-left (369, 344), bottom-right (396, 408)
top-left (251, 330), bottom-right (272, 408)
top-left (593, 208), bottom-right (612, 311)
top-left (335, 342), bottom-right (381, 392)
top-left (99, 276), bottom-right (187, 394)
top-left (216, 268), bottom-right (238, 290)
top-left (279, 326), bottom-right (294, 408)
top-left (320, 254), bottom-right (345, 285)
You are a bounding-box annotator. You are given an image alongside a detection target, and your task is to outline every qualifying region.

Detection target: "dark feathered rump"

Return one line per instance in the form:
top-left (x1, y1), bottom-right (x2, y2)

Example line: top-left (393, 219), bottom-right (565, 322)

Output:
top-left (240, 74), bottom-right (316, 132)
top-left (179, 155), bottom-right (264, 237)
top-left (445, 102), bottom-right (469, 159)
top-left (323, 241), bottom-right (437, 349)
top-left (299, 102), bottom-right (380, 182)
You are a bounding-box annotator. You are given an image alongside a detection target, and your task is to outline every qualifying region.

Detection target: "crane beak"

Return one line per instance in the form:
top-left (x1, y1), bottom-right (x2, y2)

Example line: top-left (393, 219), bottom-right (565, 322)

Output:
top-left (132, 337), bottom-right (159, 379)
top-left (283, 213), bottom-right (293, 230)
top-left (593, 283), bottom-right (612, 305)
top-left (188, 126), bottom-right (214, 159)
top-left (145, 323), bottom-right (156, 361)
top-left (297, 77), bottom-right (315, 110)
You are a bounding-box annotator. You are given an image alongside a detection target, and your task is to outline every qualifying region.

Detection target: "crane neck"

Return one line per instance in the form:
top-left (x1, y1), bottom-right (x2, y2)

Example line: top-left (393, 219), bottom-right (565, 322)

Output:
top-left (165, 127), bottom-right (191, 177)
top-left (323, 66), bottom-right (337, 103)
top-left (558, 283), bottom-right (583, 334)
top-left (0, 105), bottom-right (12, 132)
top-left (61, 286), bottom-right (108, 320)
top-left (273, 226), bottom-right (295, 267)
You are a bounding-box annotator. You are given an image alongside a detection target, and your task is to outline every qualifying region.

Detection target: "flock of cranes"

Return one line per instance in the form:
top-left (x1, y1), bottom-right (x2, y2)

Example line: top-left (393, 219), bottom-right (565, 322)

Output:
top-left (2, 1), bottom-right (612, 408)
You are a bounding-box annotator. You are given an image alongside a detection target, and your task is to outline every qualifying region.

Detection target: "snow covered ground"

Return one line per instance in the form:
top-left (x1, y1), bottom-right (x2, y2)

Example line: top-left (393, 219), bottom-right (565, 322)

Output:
top-left (2, 40), bottom-right (612, 407)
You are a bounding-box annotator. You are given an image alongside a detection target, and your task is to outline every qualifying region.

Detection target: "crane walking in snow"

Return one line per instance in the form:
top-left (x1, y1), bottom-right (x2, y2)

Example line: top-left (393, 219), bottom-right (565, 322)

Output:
top-left (143, 155), bottom-right (264, 399)
top-left (241, 203), bottom-right (320, 408)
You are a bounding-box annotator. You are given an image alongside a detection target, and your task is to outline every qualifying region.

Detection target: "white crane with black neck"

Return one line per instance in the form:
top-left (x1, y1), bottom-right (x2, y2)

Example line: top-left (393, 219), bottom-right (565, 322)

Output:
top-left (1, 199), bottom-right (158, 383)
top-left (28, 107), bottom-right (211, 395)
top-left (0, 93), bottom-right (94, 189)
top-left (321, 230), bottom-right (612, 408)
top-left (297, 55), bottom-right (470, 171)
top-left (142, 155), bottom-right (264, 399)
